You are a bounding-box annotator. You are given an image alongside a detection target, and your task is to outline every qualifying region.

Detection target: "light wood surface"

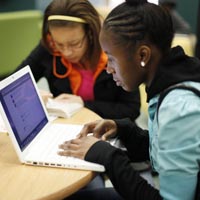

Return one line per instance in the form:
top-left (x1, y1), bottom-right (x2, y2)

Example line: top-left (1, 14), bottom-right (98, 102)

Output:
top-left (0, 107), bottom-right (101, 200)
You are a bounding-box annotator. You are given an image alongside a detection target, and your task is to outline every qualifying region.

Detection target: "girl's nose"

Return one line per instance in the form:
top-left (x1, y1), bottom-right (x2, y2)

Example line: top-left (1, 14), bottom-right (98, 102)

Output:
top-left (61, 47), bottom-right (73, 57)
top-left (106, 66), bottom-right (115, 74)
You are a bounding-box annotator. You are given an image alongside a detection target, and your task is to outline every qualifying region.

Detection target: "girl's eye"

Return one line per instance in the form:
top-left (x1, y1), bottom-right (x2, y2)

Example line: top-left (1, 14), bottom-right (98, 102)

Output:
top-left (69, 42), bottom-right (79, 48)
top-left (108, 58), bottom-right (113, 63)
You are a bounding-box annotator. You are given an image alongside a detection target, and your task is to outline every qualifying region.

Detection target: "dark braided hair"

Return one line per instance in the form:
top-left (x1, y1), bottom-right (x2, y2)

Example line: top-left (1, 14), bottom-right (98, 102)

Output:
top-left (103, 0), bottom-right (174, 54)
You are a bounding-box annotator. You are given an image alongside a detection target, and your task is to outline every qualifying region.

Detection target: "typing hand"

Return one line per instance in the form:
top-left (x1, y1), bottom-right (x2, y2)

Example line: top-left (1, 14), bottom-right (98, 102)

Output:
top-left (58, 136), bottom-right (100, 159)
top-left (77, 119), bottom-right (117, 141)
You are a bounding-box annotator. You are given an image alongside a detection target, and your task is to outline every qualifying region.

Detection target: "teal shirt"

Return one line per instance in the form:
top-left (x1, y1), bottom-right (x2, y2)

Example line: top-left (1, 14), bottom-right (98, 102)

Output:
top-left (148, 81), bottom-right (200, 200)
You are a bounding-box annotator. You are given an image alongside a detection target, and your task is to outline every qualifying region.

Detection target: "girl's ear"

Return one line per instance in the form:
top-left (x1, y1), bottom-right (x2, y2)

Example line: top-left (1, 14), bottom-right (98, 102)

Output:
top-left (138, 45), bottom-right (151, 68)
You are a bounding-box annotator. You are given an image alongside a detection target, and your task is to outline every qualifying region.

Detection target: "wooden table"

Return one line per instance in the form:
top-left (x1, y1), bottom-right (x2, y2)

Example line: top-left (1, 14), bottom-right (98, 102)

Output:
top-left (0, 107), bottom-right (101, 200)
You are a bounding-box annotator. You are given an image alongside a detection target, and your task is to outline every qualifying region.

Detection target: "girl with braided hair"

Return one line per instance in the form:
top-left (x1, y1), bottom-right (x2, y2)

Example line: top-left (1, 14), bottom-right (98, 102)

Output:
top-left (60, 0), bottom-right (200, 199)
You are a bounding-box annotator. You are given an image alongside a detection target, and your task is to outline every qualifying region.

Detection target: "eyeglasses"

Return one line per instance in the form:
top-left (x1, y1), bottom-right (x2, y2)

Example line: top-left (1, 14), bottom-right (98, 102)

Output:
top-left (53, 34), bottom-right (86, 51)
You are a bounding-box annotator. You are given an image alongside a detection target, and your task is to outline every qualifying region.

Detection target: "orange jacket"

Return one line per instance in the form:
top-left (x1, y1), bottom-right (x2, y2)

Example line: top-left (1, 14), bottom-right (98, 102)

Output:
top-left (48, 34), bottom-right (108, 94)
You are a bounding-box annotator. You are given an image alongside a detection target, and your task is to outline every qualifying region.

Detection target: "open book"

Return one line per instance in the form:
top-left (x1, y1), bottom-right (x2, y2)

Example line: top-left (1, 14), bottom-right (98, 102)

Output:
top-left (46, 98), bottom-right (83, 118)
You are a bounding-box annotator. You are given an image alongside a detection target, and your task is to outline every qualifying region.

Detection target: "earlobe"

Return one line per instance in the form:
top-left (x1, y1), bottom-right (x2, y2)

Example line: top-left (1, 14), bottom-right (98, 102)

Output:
top-left (139, 45), bottom-right (151, 68)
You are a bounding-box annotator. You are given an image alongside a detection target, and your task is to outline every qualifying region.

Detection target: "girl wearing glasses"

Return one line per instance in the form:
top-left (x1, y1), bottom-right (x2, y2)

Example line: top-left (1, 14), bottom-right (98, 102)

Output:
top-left (15, 0), bottom-right (141, 121)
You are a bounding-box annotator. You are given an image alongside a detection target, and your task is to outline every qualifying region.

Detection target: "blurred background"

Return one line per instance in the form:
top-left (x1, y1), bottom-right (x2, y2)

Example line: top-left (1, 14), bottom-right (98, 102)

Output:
top-left (0, 0), bottom-right (198, 34)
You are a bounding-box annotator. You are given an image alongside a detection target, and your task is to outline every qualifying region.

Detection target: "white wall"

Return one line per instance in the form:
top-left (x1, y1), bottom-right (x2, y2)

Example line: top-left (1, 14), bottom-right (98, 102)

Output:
top-left (109, 0), bottom-right (158, 9)
top-left (36, 0), bottom-right (158, 11)
top-left (148, 0), bottom-right (158, 4)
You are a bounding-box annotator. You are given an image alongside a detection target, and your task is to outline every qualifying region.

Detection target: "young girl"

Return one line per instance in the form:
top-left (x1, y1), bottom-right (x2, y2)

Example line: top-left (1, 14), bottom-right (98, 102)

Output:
top-left (15, 0), bottom-right (140, 120)
top-left (59, 0), bottom-right (200, 199)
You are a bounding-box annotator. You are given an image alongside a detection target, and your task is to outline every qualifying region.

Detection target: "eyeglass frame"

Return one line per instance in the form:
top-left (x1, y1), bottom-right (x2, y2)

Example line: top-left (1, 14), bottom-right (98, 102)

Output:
top-left (52, 33), bottom-right (87, 51)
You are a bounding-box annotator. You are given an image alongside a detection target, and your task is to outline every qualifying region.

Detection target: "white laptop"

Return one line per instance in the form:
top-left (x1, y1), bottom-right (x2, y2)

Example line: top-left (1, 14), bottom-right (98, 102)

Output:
top-left (0, 65), bottom-right (105, 172)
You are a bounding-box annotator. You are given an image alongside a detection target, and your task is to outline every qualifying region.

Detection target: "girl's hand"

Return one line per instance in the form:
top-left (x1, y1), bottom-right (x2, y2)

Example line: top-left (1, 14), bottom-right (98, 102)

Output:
top-left (58, 136), bottom-right (100, 159)
top-left (77, 119), bottom-right (117, 141)
top-left (39, 89), bottom-right (53, 104)
top-left (54, 93), bottom-right (84, 106)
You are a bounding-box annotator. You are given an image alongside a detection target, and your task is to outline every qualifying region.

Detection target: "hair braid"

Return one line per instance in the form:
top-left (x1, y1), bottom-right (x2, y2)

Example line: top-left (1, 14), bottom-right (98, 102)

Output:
top-left (103, 1), bottom-right (174, 53)
top-left (106, 11), bottom-right (145, 41)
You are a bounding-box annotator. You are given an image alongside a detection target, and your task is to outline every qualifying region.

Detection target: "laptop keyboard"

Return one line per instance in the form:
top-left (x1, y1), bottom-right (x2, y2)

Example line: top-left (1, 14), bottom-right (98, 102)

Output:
top-left (25, 123), bottom-right (105, 172)
top-left (27, 123), bottom-right (83, 161)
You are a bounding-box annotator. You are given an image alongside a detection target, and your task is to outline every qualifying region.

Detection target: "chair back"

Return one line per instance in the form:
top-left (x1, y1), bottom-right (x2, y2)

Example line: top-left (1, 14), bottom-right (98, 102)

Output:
top-left (172, 33), bottom-right (196, 56)
top-left (0, 10), bottom-right (42, 77)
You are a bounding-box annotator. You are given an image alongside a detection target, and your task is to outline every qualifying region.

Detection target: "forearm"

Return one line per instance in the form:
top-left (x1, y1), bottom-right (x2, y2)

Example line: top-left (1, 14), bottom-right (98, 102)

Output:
top-left (85, 141), bottom-right (161, 200)
top-left (114, 118), bottom-right (150, 161)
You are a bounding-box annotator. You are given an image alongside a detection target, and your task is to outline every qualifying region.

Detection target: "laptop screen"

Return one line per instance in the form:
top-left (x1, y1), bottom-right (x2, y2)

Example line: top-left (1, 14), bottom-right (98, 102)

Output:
top-left (0, 73), bottom-right (48, 151)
